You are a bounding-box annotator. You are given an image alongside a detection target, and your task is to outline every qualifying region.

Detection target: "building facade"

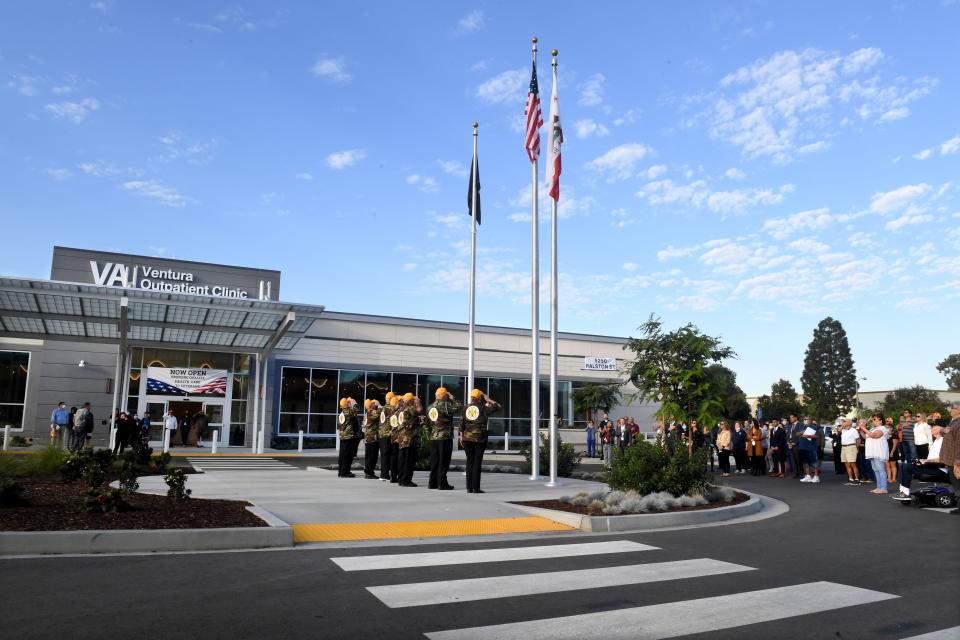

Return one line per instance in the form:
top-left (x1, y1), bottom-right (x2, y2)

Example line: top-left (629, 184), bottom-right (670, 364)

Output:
top-left (0, 247), bottom-right (653, 449)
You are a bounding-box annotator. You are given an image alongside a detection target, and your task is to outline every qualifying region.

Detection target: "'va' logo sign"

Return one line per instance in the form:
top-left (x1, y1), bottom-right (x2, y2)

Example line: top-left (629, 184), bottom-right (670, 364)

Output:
top-left (90, 261), bottom-right (130, 287)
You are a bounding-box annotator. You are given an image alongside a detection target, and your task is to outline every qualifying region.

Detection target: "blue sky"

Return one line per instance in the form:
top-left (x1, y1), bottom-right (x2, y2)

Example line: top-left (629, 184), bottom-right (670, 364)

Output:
top-left (2, 1), bottom-right (958, 395)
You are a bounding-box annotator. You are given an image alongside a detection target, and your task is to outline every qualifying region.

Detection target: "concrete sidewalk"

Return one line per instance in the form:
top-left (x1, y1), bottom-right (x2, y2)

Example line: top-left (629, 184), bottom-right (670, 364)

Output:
top-left (137, 467), bottom-right (604, 541)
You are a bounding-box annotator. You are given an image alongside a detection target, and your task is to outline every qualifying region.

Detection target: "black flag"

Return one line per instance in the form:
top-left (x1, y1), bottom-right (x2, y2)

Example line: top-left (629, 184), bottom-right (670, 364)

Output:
top-left (467, 154), bottom-right (481, 225)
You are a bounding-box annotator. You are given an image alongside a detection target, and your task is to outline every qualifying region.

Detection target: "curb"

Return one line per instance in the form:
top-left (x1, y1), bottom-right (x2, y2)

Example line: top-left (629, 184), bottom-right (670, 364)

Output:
top-left (0, 507), bottom-right (294, 556)
top-left (511, 492), bottom-right (767, 533)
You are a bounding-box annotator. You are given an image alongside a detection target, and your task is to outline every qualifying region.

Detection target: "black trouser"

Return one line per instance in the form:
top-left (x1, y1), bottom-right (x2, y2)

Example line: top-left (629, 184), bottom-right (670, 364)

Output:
top-left (719, 450), bottom-right (731, 473)
top-left (751, 453), bottom-right (765, 475)
top-left (733, 449), bottom-right (746, 472)
top-left (338, 437), bottom-right (360, 476)
top-left (378, 437), bottom-right (392, 479)
top-left (790, 446), bottom-right (801, 476)
top-left (708, 445), bottom-right (717, 471)
top-left (364, 440), bottom-right (379, 476)
top-left (397, 443), bottom-right (418, 484)
top-left (916, 444), bottom-right (929, 460)
top-left (833, 443), bottom-right (844, 474)
top-left (390, 442), bottom-right (400, 482)
top-left (901, 463), bottom-right (948, 489)
top-left (429, 439), bottom-right (453, 488)
top-left (463, 440), bottom-right (486, 491)
top-left (181, 427), bottom-right (189, 445)
top-left (113, 432), bottom-right (129, 455)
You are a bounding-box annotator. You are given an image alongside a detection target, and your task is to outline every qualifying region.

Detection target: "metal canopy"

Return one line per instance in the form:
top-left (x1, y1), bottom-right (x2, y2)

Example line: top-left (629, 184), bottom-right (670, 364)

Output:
top-left (0, 276), bottom-right (324, 354)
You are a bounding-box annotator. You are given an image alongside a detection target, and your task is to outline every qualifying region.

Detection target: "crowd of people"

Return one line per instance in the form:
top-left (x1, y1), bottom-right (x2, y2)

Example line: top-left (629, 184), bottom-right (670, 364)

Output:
top-left (583, 401), bottom-right (960, 513)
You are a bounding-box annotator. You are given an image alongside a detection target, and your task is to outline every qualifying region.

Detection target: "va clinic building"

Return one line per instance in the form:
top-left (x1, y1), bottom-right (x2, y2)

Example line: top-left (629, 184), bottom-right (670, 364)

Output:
top-left (0, 247), bottom-right (653, 449)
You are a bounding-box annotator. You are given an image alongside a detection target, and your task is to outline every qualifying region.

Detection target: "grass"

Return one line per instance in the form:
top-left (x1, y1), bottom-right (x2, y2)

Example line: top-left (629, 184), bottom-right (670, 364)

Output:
top-left (0, 446), bottom-right (69, 478)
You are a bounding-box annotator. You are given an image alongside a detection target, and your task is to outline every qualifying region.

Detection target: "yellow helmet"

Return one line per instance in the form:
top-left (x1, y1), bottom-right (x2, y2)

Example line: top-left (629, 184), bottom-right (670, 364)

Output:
top-left (385, 391), bottom-right (395, 401)
top-left (339, 398), bottom-right (349, 409)
top-left (403, 392), bottom-right (415, 402)
top-left (368, 399), bottom-right (379, 408)
top-left (363, 399), bottom-right (373, 409)
top-left (389, 396), bottom-right (400, 407)
top-left (435, 387), bottom-right (448, 398)
top-left (470, 389), bottom-right (483, 399)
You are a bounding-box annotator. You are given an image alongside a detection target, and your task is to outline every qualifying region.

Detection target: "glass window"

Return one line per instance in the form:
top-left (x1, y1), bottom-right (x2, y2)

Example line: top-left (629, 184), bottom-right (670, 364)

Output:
top-left (231, 400), bottom-right (247, 424)
top-left (279, 367), bottom-right (310, 413)
top-left (365, 371), bottom-right (391, 406)
top-left (128, 370), bottom-right (142, 395)
top-left (511, 419), bottom-right (532, 439)
top-left (511, 379), bottom-right (531, 420)
top-left (0, 351), bottom-right (29, 405)
top-left (232, 374), bottom-right (249, 400)
top-left (488, 378), bottom-right (510, 413)
top-left (130, 347), bottom-right (144, 368)
top-left (473, 377), bottom-right (489, 396)
top-left (419, 374), bottom-right (442, 408)
top-left (309, 369), bottom-right (337, 414)
top-left (392, 373), bottom-right (417, 396)
top-left (278, 413), bottom-right (310, 435)
top-left (487, 417), bottom-right (506, 438)
top-left (229, 424), bottom-right (245, 446)
top-left (441, 375), bottom-right (466, 403)
top-left (142, 348), bottom-right (190, 368)
top-left (0, 405), bottom-right (25, 429)
top-left (338, 370), bottom-right (365, 406)
top-left (189, 351), bottom-right (233, 370)
top-left (309, 414), bottom-right (336, 435)
top-left (233, 354), bottom-right (251, 375)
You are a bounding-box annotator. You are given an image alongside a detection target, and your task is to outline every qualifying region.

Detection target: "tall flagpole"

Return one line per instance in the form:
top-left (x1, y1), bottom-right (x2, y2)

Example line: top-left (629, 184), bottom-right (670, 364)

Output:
top-left (547, 50), bottom-right (559, 487)
top-left (529, 37), bottom-right (541, 480)
top-left (467, 122), bottom-right (478, 395)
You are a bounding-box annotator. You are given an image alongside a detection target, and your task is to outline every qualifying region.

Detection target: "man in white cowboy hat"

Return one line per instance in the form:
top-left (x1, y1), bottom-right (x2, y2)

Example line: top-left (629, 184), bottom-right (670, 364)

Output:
top-left (460, 389), bottom-right (501, 493)
top-left (337, 397), bottom-right (361, 478)
top-left (426, 387), bottom-right (461, 490)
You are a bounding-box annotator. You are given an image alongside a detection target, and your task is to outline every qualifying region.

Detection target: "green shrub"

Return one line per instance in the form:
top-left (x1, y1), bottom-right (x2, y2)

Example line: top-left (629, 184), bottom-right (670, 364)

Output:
top-left (0, 477), bottom-right (26, 507)
top-left (520, 432), bottom-right (583, 477)
top-left (60, 449), bottom-right (94, 483)
top-left (605, 439), bottom-right (712, 497)
top-left (22, 446), bottom-right (68, 476)
top-left (81, 487), bottom-right (128, 513)
top-left (164, 468), bottom-right (191, 499)
top-left (117, 460), bottom-right (140, 496)
top-left (151, 452), bottom-right (172, 473)
top-left (9, 435), bottom-right (31, 447)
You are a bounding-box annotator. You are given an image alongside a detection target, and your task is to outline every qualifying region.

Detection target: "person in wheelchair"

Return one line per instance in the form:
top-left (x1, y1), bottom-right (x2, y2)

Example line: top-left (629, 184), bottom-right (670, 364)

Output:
top-left (891, 425), bottom-right (948, 501)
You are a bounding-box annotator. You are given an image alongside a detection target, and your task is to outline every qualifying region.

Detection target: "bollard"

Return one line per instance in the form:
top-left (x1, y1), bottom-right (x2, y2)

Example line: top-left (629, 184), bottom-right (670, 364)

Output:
top-left (162, 428), bottom-right (170, 453)
top-left (211, 430), bottom-right (219, 454)
top-left (505, 431), bottom-right (510, 452)
top-left (109, 426), bottom-right (117, 452)
top-left (335, 428), bottom-right (340, 453)
top-left (2, 425), bottom-right (9, 451)
top-left (298, 430), bottom-right (304, 453)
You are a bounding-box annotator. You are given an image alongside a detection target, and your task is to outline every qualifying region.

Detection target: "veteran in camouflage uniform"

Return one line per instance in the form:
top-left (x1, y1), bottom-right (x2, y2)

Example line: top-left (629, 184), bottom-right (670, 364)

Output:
top-left (377, 392), bottom-right (396, 481)
top-left (362, 399), bottom-right (382, 479)
top-left (396, 392), bottom-right (422, 487)
top-left (426, 387), bottom-right (461, 490)
top-left (388, 395), bottom-right (403, 483)
top-left (460, 389), bottom-right (501, 493)
top-left (337, 397), bottom-right (361, 478)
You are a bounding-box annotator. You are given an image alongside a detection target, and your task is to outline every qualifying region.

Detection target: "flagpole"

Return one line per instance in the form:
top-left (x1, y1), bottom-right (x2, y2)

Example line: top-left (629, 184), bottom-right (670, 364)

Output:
top-left (547, 50), bottom-right (559, 488)
top-left (529, 36), bottom-right (541, 480)
top-left (467, 122), bottom-right (478, 396)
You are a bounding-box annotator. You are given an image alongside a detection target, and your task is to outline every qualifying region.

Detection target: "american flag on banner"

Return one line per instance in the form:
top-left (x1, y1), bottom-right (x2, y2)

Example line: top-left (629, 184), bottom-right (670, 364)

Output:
top-left (545, 61), bottom-right (563, 201)
top-left (524, 60), bottom-right (543, 163)
top-left (193, 375), bottom-right (227, 395)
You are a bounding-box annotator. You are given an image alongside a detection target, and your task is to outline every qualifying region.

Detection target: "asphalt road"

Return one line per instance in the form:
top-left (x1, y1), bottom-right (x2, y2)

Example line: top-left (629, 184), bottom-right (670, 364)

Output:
top-left (1, 470), bottom-right (957, 640)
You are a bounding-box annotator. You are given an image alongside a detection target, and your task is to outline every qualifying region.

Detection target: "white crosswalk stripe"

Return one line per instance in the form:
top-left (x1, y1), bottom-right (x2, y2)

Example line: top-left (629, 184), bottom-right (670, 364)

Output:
top-left (186, 457), bottom-right (297, 472)
top-left (424, 582), bottom-right (898, 640)
top-left (332, 541), bottom-right (657, 571)
top-left (333, 540), bottom-right (902, 639)
top-left (368, 558), bottom-right (753, 609)
top-left (900, 627), bottom-right (960, 640)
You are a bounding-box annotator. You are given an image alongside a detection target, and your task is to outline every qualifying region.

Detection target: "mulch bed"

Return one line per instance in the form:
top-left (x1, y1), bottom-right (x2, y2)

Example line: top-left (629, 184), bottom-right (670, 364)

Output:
top-left (513, 491), bottom-right (750, 517)
top-left (0, 475), bottom-right (265, 532)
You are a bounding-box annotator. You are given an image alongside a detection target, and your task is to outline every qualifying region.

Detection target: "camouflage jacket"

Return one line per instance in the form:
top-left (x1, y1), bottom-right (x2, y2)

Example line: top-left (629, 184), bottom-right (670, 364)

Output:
top-left (396, 406), bottom-right (420, 448)
top-left (337, 407), bottom-right (361, 440)
top-left (460, 400), bottom-right (501, 443)
top-left (426, 398), bottom-right (462, 440)
top-left (363, 408), bottom-right (381, 443)
top-left (378, 406), bottom-right (394, 440)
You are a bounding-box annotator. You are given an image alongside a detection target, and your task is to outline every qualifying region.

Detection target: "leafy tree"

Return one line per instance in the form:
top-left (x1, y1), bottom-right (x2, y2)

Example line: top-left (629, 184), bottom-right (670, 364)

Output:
top-left (937, 354), bottom-right (960, 391)
top-left (623, 315), bottom-right (736, 428)
top-left (757, 379), bottom-right (804, 421)
top-left (876, 386), bottom-right (948, 418)
top-left (573, 381), bottom-right (622, 425)
top-left (704, 364), bottom-right (751, 421)
top-left (800, 317), bottom-right (857, 420)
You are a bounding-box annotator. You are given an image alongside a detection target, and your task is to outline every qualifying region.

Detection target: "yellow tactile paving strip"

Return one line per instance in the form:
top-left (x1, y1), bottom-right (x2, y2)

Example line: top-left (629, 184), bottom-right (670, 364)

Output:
top-left (292, 517), bottom-right (574, 542)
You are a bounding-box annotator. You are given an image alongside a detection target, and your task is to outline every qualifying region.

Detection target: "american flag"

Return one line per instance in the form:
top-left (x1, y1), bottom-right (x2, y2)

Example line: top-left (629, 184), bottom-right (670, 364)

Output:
top-left (524, 60), bottom-right (543, 163)
top-left (193, 375), bottom-right (227, 395)
top-left (146, 378), bottom-right (185, 395)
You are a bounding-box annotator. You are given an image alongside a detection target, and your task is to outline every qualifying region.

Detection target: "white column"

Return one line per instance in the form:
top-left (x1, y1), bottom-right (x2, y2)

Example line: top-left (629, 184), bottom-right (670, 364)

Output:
top-left (251, 353), bottom-right (261, 453)
top-left (258, 362), bottom-right (268, 454)
top-left (162, 428), bottom-right (170, 453)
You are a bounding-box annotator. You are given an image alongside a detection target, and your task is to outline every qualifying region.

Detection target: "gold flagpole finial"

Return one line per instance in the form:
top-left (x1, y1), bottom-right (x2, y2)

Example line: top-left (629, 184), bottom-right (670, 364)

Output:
top-left (532, 36), bottom-right (538, 44)
top-left (551, 49), bottom-right (558, 57)
top-left (473, 121), bottom-right (478, 129)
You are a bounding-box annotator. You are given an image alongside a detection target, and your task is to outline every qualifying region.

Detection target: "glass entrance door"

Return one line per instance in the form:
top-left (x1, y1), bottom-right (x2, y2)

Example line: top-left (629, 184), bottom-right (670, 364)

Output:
top-left (202, 402), bottom-right (226, 446)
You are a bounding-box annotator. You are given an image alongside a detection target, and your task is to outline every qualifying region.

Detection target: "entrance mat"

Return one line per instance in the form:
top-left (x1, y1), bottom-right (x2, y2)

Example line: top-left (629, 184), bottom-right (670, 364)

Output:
top-left (292, 517), bottom-right (574, 542)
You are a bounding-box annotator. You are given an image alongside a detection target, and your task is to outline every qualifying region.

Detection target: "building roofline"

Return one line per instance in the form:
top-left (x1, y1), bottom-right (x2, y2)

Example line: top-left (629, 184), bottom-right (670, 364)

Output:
top-left (52, 246), bottom-right (282, 276)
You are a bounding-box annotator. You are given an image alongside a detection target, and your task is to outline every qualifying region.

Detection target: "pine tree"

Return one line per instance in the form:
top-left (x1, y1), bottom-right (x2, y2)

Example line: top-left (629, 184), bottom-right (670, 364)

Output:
top-left (800, 317), bottom-right (857, 420)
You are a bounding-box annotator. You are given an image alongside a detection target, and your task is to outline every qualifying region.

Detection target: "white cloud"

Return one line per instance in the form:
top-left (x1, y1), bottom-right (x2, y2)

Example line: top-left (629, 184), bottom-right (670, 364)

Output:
top-left (158, 133), bottom-right (218, 164)
top-left (657, 244), bottom-right (699, 261)
top-left (325, 149), bottom-right (366, 169)
top-left (914, 148), bottom-right (933, 160)
top-left (44, 168), bottom-right (71, 180)
top-left (638, 179), bottom-right (791, 215)
top-left (475, 68), bottom-right (526, 104)
top-left (763, 207), bottom-right (834, 239)
top-left (915, 134), bottom-right (960, 159)
top-left (311, 57), bottom-right (350, 83)
top-left (613, 109), bottom-right (640, 126)
top-left (848, 231), bottom-right (875, 248)
top-left (869, 183), bottom-right (930, 214)
top-left (622, 262), bottom-right (639, 271)
top-left (586, 143), bottom-right (652, 180)
top-left (643, 164), bottom-right (668, 180)
top-left (789, 237), bottom-right (829, 253)
top-left (120, 180), bottom-right (195, 207)
top-left (77, 161), bottom-right (124, 177)
top-left (295, 172), bottom-right (314, 181)
top-left (437, 159), bottom-right (468, 177)
top-left (574, 119), bottom-right (610, 139)
top-left (698, 47), bottom-right (935, 163)
top-left (885, 212), bottom-right (934, 231)
top-left (8, 74), bottom-right (41, 96)
top-left (578, 73), bottom-right (606, 107)
top-left (402, 262), bottom-right (419, 271)
top-left (455, 9), bottom-right (484, 35)
top-left (45, 97), bottom-right (100, 123)
top-left (406, 174), bottom-right (438, 193)
top-left (705, 185), bottom-right (789, 215)
top-left (725, 167), bottom-right (747, 180)
top-left (187, 22), bottom-right (223, 34)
